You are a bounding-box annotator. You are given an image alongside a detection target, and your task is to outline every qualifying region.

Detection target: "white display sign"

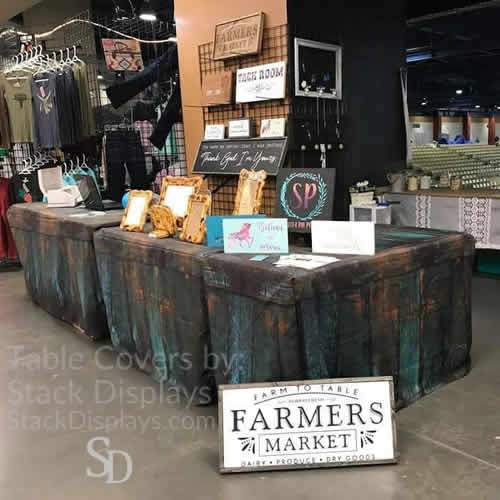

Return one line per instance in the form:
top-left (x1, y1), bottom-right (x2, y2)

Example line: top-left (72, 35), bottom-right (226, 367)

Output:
top-left (311, 221), bottom-right (376, 255)
top-left (204, 124), bottom-right (225, 141)
top-left (219, 377), bottom-right (397, 473)
top-left (236, 61), bottom-right (286, 103)
top-left (228, 119), bottom-right (252, 138)
top-left (260, 118), bottom-right (286, 138)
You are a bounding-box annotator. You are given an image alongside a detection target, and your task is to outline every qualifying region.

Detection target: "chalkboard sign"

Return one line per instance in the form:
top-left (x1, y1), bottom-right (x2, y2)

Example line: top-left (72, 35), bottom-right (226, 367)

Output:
top-left (274, 168), bottom-right (336, 232)
top-left (192, 137), bottom-right (288, 176)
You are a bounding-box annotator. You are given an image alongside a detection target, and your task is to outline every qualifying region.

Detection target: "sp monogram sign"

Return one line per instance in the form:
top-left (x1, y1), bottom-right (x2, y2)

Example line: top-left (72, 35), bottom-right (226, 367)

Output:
top-left (218, 377), bottom-right (397, 473)
top-left (274, 168), bottom-right (336, 232)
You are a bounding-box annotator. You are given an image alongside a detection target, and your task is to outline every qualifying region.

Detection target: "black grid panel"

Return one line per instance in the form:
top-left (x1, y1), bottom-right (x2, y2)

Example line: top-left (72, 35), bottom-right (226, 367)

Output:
top-left (199, 24), bottom-right (289, 215)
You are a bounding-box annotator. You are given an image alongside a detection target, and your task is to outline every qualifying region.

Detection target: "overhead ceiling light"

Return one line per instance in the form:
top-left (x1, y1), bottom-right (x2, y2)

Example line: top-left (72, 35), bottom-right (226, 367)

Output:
top-left (406, 50), bottom-right (433, 63)
top-left (456, 89), bottom-right (463, 95)
top-left (475, 105), bottom-right (480, 109)
top-left (139, 0), bottom-right (157, 21)
top-left (421, 101), bottom-right (428, 106)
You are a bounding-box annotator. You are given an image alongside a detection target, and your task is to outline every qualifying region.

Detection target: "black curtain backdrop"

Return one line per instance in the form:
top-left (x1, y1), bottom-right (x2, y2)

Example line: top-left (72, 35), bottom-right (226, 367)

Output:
top-left (287, 0), bottom-right (407, 218)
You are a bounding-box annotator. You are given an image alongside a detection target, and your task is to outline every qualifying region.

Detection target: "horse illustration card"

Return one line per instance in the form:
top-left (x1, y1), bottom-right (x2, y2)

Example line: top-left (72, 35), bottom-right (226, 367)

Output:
top-left (223, 218), bottom-right (289, 254)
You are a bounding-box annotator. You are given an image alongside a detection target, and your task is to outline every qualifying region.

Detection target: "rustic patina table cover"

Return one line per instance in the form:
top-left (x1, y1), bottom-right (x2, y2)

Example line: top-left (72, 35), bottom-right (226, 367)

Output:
top-left (8, 203), bottom-right (123, 340)
top-left (203, 226), bottom-right (474, 409)
top-left (94, 228), bottom-right (220, 402)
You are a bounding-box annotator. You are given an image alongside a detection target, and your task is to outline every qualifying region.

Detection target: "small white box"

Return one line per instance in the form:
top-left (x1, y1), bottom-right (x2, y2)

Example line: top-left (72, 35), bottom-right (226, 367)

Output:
top-left (349, 204), bottom-right (392, 225)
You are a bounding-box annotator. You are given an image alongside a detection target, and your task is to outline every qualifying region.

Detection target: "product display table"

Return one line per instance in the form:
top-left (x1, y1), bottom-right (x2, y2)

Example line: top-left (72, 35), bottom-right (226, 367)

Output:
top-left (94, 228), bottom-right (220, 402)
top-left (203, 226), bottom-right (474, 409)
top-left (388, 190), bottom-right (500, 249)
top-left (7, 203), bottom-right (124, 340)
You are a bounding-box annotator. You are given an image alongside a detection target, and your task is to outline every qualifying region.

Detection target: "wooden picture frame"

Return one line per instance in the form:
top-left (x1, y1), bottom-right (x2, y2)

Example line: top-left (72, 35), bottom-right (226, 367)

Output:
top-left (212, 12), bottom-right (264, 61)
top-left (180, 193), bottom-right (212, 244)
top-left (148, 205), bottom-right (177, 239)
top-left (120, 190), bottom-right (153, 232)
top-left (233, 169), bottom-right (267, 215)
top-left (159, 176), bottom-right (204, 223)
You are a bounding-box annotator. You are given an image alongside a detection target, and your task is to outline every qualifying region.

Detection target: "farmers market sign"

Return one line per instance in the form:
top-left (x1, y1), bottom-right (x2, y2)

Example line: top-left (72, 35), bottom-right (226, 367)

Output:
top-left (218, 377), bottom-right (397, 473)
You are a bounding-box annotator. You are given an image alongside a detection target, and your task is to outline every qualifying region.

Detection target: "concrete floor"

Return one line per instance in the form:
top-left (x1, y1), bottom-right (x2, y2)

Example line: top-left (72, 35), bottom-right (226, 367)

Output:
top-left (0, 270), bottom-right (499, 499)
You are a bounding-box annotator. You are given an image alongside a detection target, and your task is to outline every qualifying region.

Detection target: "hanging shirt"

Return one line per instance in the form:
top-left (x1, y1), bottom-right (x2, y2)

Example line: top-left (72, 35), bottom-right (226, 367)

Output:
top-left (0, 78), bottom-right (12, 149)
top-left (73, 62), bottom-right (96, 138)
top-left (56, 68), bottom-right (82, 146)
top-left (1, 75), bottom-right (33, 143)
top-left (32, 73), bottom-right (61, 149)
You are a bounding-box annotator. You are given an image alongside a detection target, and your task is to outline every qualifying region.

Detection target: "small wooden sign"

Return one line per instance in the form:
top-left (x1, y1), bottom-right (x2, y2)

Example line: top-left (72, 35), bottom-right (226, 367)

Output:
top-left (201, 71), bottom-right (234, 106)
top-left (236, 61), bottom-right (286, 103)
top-left (192, 137), bottom-right (288, 176)
top-left (228, 119), bottom-right (252, 138)
top-left (205, 124), bottom-right (225, 141)
top-left (219, 377), bottom-right (398, 473)
top-left (275, 168), bottom-right (336, 233)
top-left (213, 12), bottom-right (264, 61)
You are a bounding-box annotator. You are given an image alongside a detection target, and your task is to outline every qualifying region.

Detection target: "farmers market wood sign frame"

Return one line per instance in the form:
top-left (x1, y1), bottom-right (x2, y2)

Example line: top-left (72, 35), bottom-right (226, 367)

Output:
top-left (218, 377), bottom-right (398, 473)
top-left (212, 12), bottom-right (264, 61)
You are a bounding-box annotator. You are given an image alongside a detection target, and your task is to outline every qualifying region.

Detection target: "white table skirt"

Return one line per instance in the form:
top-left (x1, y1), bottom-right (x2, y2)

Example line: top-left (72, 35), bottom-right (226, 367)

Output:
top-left (388, 193), bottom-right (500, 250)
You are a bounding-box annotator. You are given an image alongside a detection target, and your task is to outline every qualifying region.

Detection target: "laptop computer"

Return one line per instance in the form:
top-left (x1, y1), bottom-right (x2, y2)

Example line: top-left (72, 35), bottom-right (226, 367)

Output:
top-left (77, 176), bottom-right (122, 211)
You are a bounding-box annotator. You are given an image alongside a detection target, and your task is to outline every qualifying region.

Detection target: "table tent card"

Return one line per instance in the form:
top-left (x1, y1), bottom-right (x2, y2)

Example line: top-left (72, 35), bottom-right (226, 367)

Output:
top-left (223, 218), bottom-right (288, 254)
top-left (311, 221), bottom-right (375, 255)
top-left (206, 215), bottom-right (266, 248)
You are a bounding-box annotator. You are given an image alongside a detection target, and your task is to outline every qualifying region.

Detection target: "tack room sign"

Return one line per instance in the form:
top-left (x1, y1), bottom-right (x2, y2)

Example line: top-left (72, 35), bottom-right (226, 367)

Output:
top-left (218, 377), bottom-right (397, 473)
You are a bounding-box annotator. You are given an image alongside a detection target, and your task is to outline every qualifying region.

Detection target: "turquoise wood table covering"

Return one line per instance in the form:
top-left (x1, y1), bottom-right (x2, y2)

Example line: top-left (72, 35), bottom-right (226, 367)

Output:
top-left (203, 226), bottom-right (475, 409)
top-left (7, 203), bottom-right (124, 340)
top-left (94, 228), bottom-right (220, 403)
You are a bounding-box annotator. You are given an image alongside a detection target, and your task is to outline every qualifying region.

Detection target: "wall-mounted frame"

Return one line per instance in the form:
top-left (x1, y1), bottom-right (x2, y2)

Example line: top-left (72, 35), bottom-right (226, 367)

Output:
top-left (294, 38), bottom-right (342, 100)
top-left (212, 12), bottom-right (264, 61)
top-left (120, 190), bottom-right (153, 232)
top-left (180, 193), bottom-right (212, 244)
top-left (159, 176), bottom-right (204, 223)
top-left (233, 169), bottom-right (267, 215)
top-left (149, 205), bottom-right (177, 239)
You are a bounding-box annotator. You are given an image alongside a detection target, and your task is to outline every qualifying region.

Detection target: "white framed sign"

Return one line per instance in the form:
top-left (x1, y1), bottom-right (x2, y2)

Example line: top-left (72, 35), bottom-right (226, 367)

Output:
top-left (236, 61), bottom-right (286, 103)
top-left (260, 118), bottom-right (286, 138)
top-left (219, 377), bottom-right (397, 473)
top-left (228, 119), bottom-right (252, 138)
top-left (311, 221), bottom-right (376, 255)
top-left (204, 124), bottom-right (225, 141)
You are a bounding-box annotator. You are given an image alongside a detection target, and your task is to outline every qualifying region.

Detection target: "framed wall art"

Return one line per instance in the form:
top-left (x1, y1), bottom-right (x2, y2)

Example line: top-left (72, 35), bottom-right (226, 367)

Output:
top-left (120, 190), bottom-right (153, 232)
top-left (233, 169), bottom-right (267, 215)
top-left (180, 193), bottom-right (212, 244)
top-left (212, 12), bottom-right (264, 61)
top-left (294, 38), bottom-right (342, 100)
top-left (159, 176), bottom-right (204, 222)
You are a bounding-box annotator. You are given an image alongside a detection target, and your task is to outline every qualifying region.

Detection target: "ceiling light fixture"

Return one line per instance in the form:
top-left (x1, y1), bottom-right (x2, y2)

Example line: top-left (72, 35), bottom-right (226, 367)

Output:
top-left (475, 105), bottom-right (480, 109)
top-left (456, 89), bottom-right (463, 95)
top-left (421, 101), bottom-right (428, 106)
top-left (139, 0), bottom-right (157, 22)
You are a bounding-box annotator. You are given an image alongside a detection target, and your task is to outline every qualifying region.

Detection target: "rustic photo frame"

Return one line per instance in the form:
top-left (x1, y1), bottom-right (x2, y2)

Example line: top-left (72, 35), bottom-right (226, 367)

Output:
top-left (233, 169), bottom-right (267, 215)
top-left (120, 190), bottom-right (153, 232)
top-left (212, 12), bottom-right (264, 61)
top-left (148, 205), bottom-right (177, 239)
top-left (159, 176), bottom-right (204, 223)
top-left (180, 193), bottom-right (212, 244)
